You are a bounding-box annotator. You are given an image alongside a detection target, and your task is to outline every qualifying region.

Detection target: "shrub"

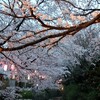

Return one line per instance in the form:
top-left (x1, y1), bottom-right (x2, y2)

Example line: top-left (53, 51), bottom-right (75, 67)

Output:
top-left (63, 60), bottom-right (100, 100)
top-left (20, 90), bottom-right (33, 99)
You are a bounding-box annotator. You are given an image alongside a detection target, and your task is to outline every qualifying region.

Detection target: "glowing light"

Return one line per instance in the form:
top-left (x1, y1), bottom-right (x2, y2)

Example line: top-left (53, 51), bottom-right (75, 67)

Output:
top-left (4, 65), bottom-right (7, 71)
top-left (12, 75), bottom-right (15, 79)
top-left (34, 70), bottom-right (39, 75)
top-left (57, 79), bottom-right (63, 84)
top-left (15, 69), bottom-right (18, 74)
top-left (34, 70), bottom-right (37, 73)
top-left (61, 86), bottom-right (64, 91)
top-left (28, 74), bottom-right (30, 80)
top-left (59, 84), bottom-right (64, 91)
top-left (36, 84), bottom-right (38, 87)
top-left (11, 65), bottom-right (15, 71)
top-left (39, 75), bottom-right (42, 78)
top-left (41, 75), bottom-right (46, 79)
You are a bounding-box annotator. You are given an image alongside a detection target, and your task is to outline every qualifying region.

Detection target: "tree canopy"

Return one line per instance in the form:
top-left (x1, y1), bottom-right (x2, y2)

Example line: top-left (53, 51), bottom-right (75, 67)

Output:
top-left (0, 0), bottom-right (100, 89)
top-left (0, 0), bottom-right (100, 52)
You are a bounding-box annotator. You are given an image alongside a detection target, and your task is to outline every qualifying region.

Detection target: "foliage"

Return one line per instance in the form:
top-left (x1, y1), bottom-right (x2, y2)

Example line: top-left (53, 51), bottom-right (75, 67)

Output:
top-left (32, 88), bottom-right (62, 100)
top-left (63, 84), bottom-right (79, 100)
top-left (0, 0), bottom-right (99, 53)
top-left (63, 60), bottom-right (100, 100)
top-left (0, 1), bottom-right (99, 98)
top-left (20, 90), bottom-right (33, 99)
top-left (0, 79), bottom-right (9, 89)
top-left (0, 0), bottom-right (99, 91)
top-left (0, 86), bottom-right (22, 99)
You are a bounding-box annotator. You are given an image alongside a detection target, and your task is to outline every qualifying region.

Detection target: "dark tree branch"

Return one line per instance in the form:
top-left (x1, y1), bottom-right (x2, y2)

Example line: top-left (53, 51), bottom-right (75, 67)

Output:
top-left (15, 18), bottom-right (25, 31)
top-left (0, 13), bottom-right (99, 52)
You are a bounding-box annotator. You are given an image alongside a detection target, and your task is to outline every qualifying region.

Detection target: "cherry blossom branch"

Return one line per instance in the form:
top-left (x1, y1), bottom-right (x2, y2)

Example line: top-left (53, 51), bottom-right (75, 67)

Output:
top-left (0, 13), bottom-right (99, 52)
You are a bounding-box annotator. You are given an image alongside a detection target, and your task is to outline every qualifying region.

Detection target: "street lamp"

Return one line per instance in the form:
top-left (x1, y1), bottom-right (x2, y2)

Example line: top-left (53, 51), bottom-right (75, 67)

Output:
top-left (4, 64), bottom-right (7, 71)
top-left (28, 74), bottom-right (30, 80)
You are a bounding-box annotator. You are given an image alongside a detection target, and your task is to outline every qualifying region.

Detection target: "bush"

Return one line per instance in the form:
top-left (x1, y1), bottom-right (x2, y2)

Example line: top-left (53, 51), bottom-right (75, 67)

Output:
top-left (63, 60), bottom-right (100, 100)
top-left (32, 88), bottom-right (62, 100)
top-left (20, 90), bottom-right (33, 99)
top-left (63, 84), bottom-right (79, 100)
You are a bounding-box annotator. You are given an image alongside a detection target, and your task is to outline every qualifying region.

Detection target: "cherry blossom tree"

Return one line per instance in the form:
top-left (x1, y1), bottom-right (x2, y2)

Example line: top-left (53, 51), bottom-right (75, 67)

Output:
top-left (0, 0), bottom-right (99, 52)
top-left (56, 25), bottom-right (100, 78)
top-left (0, 0), bottom-right (100, 91)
